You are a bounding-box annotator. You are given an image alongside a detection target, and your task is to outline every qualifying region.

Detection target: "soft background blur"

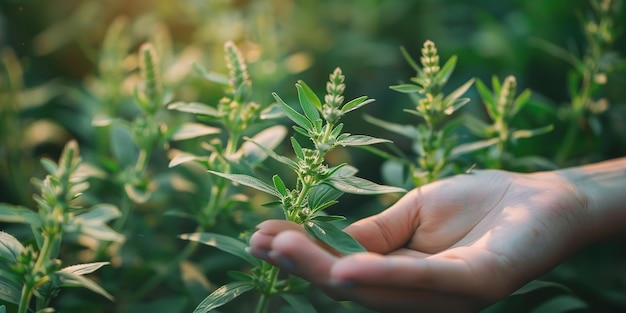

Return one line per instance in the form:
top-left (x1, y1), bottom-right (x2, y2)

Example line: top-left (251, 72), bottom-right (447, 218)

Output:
top-left (1, 0), bottom-right (625, 312)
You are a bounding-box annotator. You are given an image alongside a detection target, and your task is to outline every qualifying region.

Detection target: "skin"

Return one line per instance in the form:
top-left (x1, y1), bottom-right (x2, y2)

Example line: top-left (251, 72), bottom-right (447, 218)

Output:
top-left (248, 157), bottom-right (626, 313)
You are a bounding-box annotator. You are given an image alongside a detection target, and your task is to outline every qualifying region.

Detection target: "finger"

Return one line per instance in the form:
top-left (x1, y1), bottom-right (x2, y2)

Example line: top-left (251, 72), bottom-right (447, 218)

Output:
top-left (344, 188), bottom-right (422, 253)
top-left (329, 247), bottom-right (506, 299)
top-left (269, 230), bottom-right (337, 285)
top-left (248, 220), bottom-right (305, 259)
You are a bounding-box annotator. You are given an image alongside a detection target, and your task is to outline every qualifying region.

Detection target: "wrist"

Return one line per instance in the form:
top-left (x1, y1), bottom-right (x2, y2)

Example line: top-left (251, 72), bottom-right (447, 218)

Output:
top-left (557, 157), bottom-right (626, 241)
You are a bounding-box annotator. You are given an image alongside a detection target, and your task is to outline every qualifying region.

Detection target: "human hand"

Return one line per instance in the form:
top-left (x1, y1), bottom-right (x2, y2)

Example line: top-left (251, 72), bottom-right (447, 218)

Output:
top-left (248, 169), bottom-right (592, 313)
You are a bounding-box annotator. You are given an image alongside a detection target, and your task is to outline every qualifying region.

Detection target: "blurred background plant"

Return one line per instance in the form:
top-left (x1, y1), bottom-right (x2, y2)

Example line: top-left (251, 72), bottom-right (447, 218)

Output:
top-left (0, 0), bottom-right (625, 312)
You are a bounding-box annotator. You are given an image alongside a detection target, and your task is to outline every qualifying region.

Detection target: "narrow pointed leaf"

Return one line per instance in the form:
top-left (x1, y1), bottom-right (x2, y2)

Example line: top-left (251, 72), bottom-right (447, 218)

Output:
top-left (55, 271), bottom-right (114, 301)
top-left (76, 204), bottom-right (121, 224)
top-left (0, 232), bottom-right (24, 263)
top-left (40, 159), bottom-right (58, 175)
top-left (450, 138), bottom-right (499, 158)
top-left (308, 184), bottom-right (343, 212)
top-left (169, 151), bottom-right (201, 168)
top-left (170, 123), bottom-right (221, 141)
top-left (239, 125), bottom-right (287, 164)
top-left (341, 97), bottom-right (375, 115)
top-left (443, 78), bottom-right (475, 107)
top-left (304, 220), bottom-right (365, 255)
top-left (192, 281), bottom-right (254, 313)
top-left (400, 46), bottom-right (420, 72)
top-left (296, 83), bottom-right (320, 121)
top-left (207, 171), bottom-right (281, 198)
top-left (0, 277), bottom-right (21, 305)
top-left (243, 138), bottom-right (298, 169)
top-left (390, 84), bottom-right (421, 93)
top-left (272, 92), bottom-right (313, 131)
top-left (336, 134), bottom-right (391, 147)
top-left (296, 81), bottom-right (322, 111)
top-left (311, 215), bottom-right (345, 222)
top-left (168, 101), bottom-right (222, 117)
top-left (290, 137), bottom-right (305, 160)
top-left (60, 262), bottom-right (109, 276)
top-left (511, 125), bottom-right (553, 140)
top-left (326, 176), bottom-right (406, 195)
top-left (193, 63), bottom-right (230, 85)
top-left (273, 175), bottom-right (287, 197)
top-left (0, 204), bottom-right (41, 226)
top-left (435, 55), bottom-right (458, 84)
top-left (363, 114), bottom-right (419, 138)
top-left (180, 232), bottom-right (260, 266)
top-left (511, 89), bottom-right (532, 117)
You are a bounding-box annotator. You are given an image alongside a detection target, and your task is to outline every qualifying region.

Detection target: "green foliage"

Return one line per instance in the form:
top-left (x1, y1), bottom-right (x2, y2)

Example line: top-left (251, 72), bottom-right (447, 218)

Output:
top-left (0, 0), bottom-right (624, 312)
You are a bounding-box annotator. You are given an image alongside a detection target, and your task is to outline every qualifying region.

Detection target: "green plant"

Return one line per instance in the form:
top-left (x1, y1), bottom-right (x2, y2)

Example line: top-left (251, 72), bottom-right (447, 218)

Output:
top-left (467, 75), bottom-right (554, 169)
top-left (181, 67), bottom-right (405, 312)
top-left (0, 140), bottom-right (123, 313)
top-left (365, 40), bottom-right (478, 187)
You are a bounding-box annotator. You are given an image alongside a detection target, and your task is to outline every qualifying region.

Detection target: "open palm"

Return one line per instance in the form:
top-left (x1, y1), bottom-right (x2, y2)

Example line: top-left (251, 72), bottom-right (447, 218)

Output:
top-left (249, 169), bottom-right (589, 313)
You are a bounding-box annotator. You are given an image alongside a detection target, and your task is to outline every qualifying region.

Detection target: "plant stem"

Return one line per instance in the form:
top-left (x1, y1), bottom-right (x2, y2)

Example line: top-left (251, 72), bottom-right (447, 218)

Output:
top-left (17, 284), bottom-right (33, 313)
top-left (254, 265), bottom-right (279, 313)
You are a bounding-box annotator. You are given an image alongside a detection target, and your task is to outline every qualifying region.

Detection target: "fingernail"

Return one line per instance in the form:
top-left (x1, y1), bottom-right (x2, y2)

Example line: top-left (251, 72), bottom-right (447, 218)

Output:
top-left (246, 247), bottom-right (270, 261)
top-left (269, 251), bottom-right (296, 271)
top-left (329, 278), bottom-right (356, 288)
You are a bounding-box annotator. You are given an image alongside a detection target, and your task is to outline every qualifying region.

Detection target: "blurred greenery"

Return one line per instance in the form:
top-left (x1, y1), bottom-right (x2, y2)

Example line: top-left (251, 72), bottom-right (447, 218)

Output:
top-left (1, 0), bottom-right (625, 312)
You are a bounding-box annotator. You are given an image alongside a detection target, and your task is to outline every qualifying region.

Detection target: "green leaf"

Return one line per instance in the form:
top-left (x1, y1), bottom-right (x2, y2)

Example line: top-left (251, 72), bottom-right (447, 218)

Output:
top-left (475, 79), bottom-right (497, 121)
top-left (326, 176), bottom-right (406, 195)
top-left (167, 101), bottom-right (222, 117)
top-left (450, 138), bottom-right (499, 158)
top-left (0, 232), bottom-right (25, 263)
top-left (308, 184), bottom-right (343, 212)
top-left (389, 84), bottom-right (421, 93)
top-left (296, 80), bottom-right (322, 111)
top-left (273, 92), bottom-right (313, 132)
top-left (60, 262), bottom-right (109, 276)
top-left (110, 123), bottom-right (138, 169)
top-left (336, 134), bottom-right (391, 147)
top-left (280, 293), bottom-right (318, 313)
top-left (511, 88), bottom-right (532, 117)
top-left (434, 55), bottom-right (457, 85)
top-left (296, 83), bottom-right (320, 121)
top-left (193, 63), bottom-right (230, 85)
top-left (529, 295), bottom-right (587, 313)
top-left (273, 175), bottom-right (287, 197)
top-left (170, 123), bottom-right (221, 141)
top-left (512, 280), bottom-right (571, 296)
top-left (76, 204), bottom-right (121, 224)
top-left (0, 277), bottom-right (21, 305)
top-left (341, 96), bottom-right (375, 115)
top-left (192, 281), bottom-right (254, 313)
top-left (399, 45), bottom-right (421, 73)
top-left (40, 158), bottom-right (58, 175)
top-left (0, 204), bottom-right (41, 226)
top-left (443, 78), bottom-right (475, 112)
top-left (363, 114), bottom-right (419, 139)
top-left (0, 304), bottom-right (5, 313)
top-left (290, 137), bottom-right (305, 160)
top-left (311, 215), bottom-right (346, 222)
top-left (169, 151), bottom-right (202, 168)
top-left (304, 220), bottom-right (366, 255)
top-left (55, 271), bottom-right (114, 301)
top-left (239, 125), bottom-right (287, 165)
top-left (180, 232), bottom-right (260, 266)
top-left (243, 138), bottom-right (298, 169)
top-left (207, 171), bottom-right (281, 198)
top-left (511, 125), bottom-right (553, 140)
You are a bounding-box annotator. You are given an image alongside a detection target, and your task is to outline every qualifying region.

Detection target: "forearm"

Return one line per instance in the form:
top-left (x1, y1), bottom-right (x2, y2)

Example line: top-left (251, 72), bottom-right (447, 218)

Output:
top-left (558, 157), bottom-right (626, 240)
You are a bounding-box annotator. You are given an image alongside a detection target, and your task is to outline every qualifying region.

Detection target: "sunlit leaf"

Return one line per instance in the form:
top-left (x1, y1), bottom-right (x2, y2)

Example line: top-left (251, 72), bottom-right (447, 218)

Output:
top-left (308, 184), bottom-right (343, 212)
top-left (341, 96), bottom-right (375, 115)
top-left (169, 151), bottom-right (201, 168)
top-left (76, 204), bottom-right (121, 224)
top-left (273, 175), bottom-right (287, 197)
top-left (192, 281), bottom-right (254, 313)
top-left (207, 171), bottom-right (280, 198)
top-left (273, 92), bottom-right (313, 131)
top-left (435, 55), bottom-right (458, 85)
top-left (450, 138), bottom-right (499, 158)
top-left (0, 232), bottom-right (24, 263)
top-left (0, 204), bottom-right (41, 226)
top-left (0, 277), bottom-right (21, 305)
top-left (310, 215), bottom-right (346, 222)
top-left (304, 220), bottom-right (365, 255)
top-left (170, 123), bottom-right (221, 141)
top-left (511, 125), bottom-right (553, 140)
top-left (336, 134), bottom-right (391, 147)
top-left (180, 232), bottom-right (260, 266)
top-left (55, 271), bottom-right (114, 301)
top-left (60, 262), bottom-right (109, 276)
top-left (243, 138), bottom-right (298, 169)
top-left (389, 84), bottom-right (421, 93)
top-left (239, 125), bottom-right (287, 164)
top-left (168, 101), bottom-right (222, 117)
top-left (296, 83), bottom-right (320, 121)
top-left (326, 176), bottom-right (406, 195)
top-left (363, 114), bottom-right (419, 138)
top-left (110, 123), bottom-right (138, 169)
